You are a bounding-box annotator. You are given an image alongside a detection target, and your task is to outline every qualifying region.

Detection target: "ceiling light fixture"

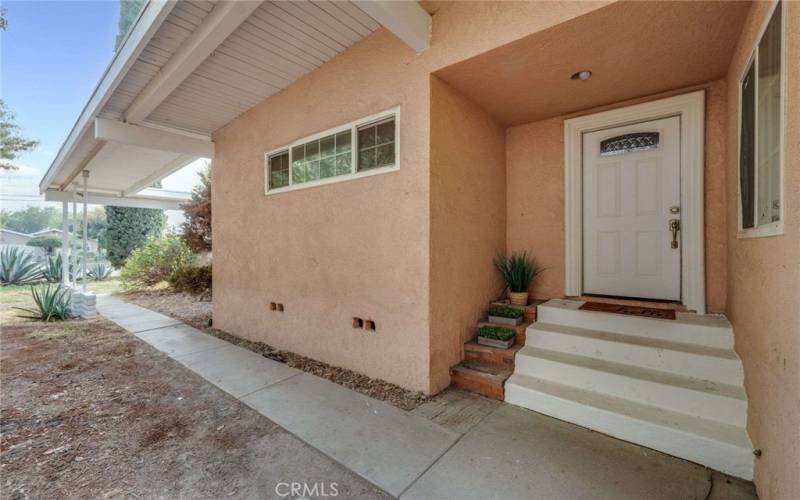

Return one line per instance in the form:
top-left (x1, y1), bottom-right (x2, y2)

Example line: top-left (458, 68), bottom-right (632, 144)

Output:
top-left (571, 70), bottom-right (592, 81)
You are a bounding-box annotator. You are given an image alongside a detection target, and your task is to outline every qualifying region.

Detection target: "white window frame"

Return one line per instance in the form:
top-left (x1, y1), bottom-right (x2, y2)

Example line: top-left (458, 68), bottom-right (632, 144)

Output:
top-left (264, 106), bottom-right (400, 195)
top-left (737, 0), bottom-right (785, 239)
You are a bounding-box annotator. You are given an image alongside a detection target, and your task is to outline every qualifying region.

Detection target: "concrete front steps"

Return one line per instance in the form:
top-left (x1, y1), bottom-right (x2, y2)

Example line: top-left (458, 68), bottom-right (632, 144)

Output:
top-left (450, 302), bottom-right (537, 401)
top-left (505, 299), bottom-right (754, 480)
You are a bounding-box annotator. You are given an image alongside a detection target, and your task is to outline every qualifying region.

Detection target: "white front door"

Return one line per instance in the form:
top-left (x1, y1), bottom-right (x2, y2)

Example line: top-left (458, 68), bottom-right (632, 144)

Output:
top-left (582, 116), bottom-right (681, 301)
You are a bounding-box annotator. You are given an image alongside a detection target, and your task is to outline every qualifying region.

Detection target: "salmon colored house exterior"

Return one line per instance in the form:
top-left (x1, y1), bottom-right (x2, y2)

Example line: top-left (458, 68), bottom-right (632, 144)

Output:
top-left (41, 1), bottom-right (798, 497)
top-left (212, 2), bottom-right (798, 496)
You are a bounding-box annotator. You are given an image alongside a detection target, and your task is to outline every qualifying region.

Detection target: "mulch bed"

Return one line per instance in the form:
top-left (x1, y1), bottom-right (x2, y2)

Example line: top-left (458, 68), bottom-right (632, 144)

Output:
top-left (120, 290), bottom-right (430, 411)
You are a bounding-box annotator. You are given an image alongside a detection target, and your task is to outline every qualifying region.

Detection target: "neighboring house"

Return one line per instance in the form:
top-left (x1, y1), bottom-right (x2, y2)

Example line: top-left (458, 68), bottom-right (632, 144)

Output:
top-left (0, 228), bottom-right (33, 247)
top-left (39, 1), bottom-right (798, 497)
top-left (0, 228), bottom-right (98, 256)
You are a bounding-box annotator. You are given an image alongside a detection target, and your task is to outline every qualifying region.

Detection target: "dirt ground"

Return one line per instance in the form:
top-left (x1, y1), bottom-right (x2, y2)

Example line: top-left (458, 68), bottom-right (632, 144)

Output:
top-left (0, 291), bottom-right (389, 499)
top-left (122, 290), bottom-right (429, 410)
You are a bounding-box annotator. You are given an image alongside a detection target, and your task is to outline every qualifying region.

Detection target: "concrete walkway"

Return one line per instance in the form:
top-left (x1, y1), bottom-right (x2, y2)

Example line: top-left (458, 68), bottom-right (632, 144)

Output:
top-left (97, 296), bottom-right (755, 499)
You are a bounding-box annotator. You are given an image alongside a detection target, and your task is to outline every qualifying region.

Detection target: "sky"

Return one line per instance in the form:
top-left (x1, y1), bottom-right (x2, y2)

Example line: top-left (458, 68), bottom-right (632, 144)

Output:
top-left (1, 0), bottom-right (203, 228)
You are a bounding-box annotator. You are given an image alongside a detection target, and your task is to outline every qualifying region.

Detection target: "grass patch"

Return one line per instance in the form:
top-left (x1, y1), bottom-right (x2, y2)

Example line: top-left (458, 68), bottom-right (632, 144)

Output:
top-left (487, 306), bottom-right (523, 319)
top-left (477, 325), bottom-right (516, 341)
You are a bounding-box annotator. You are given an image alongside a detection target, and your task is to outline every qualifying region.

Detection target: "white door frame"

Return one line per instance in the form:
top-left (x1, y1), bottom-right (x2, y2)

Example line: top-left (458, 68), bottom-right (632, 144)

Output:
top-left (564, 90), bottom-right (706, 314)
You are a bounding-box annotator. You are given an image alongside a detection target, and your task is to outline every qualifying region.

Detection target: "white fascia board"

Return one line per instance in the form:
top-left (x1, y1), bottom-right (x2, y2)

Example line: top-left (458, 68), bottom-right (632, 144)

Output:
top-left (124, 0), bottom-right (261, 124)
top-left (39, 0), bottom-right (176, 193)
top-left (94, 118), bottom-right (214, 158)
top-left (44, 188), bottom-right (188, 210)
top-left (353, 1), bottom-right (431, 52)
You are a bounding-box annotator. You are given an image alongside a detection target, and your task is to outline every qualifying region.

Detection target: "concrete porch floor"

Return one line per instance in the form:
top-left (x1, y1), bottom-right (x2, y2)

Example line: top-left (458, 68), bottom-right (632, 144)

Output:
top-left (96, 296), bottom-right (755, 499)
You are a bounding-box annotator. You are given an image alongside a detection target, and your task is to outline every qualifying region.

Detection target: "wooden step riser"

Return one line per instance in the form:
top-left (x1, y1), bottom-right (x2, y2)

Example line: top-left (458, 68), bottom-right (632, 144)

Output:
top-left (514, 353), bottom-right (746, 426)
top-left (504, 379), bottom-right (754, 480)
top-left (464, 346), bottom-right (516, 370)
top-left (450, 370), bottom-right (505, 401)
top-left (538, 303), bottom-right (733, 349)
top-left (527, 327), bottom-right (743, 384)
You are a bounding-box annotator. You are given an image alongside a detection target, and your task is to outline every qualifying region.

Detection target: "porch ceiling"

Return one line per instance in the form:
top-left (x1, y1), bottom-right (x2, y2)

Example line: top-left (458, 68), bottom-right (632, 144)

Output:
top-left (40, 0), bottom-right (430, 206)
top-left (434, 1), bottom-right (752, 126)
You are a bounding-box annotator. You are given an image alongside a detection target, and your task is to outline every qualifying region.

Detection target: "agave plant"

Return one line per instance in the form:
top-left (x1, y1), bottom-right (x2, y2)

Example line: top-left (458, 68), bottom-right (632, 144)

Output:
top-left (14, 284), bottom-right (72, 321)
top-left (493, 251), bottom-right (543, 293)
top-left (41, 254), bottom-right (84, 283)
top-left (0, 247), bottom-right (43, 286)
top-left (88, 261), bottom-right (113, 280)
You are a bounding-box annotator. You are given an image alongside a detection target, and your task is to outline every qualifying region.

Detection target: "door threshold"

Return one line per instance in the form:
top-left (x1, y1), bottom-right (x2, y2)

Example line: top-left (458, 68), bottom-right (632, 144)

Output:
top-left (569, 295), bottom-right (688, 312)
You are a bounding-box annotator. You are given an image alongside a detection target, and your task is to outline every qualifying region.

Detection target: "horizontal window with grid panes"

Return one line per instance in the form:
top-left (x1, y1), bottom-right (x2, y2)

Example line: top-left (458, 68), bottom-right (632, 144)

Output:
top-left (265, 109), bottom-right (398, 193)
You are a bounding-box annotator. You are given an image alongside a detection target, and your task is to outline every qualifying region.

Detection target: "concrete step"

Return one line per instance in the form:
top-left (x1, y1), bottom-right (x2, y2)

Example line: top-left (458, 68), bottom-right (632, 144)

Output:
top-left (527, 322), bottom-right (743, 384)
top-left (504, 374), bottom-right (753, 480)
top-left (464, 340), bottom-right (521, 371)
top-left (450, 362), bottom-right (511, 401)
top-left (477, 321), bottom-right (531, 346)
top-left (514, 346), bottom-right (747, 426)
top-left (537, 299), bottom-right (734, 349)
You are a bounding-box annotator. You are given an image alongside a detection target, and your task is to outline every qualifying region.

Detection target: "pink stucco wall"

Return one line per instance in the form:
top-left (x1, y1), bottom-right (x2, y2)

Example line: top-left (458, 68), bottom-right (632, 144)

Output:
top-left (506, 81), bottom-right (730, 312)
top-left (429, 76), bottom-right (506, 393)
top-left (724, 2), bottom-right (800, 498)
top-left (212, 1), bottom-right (609, 393)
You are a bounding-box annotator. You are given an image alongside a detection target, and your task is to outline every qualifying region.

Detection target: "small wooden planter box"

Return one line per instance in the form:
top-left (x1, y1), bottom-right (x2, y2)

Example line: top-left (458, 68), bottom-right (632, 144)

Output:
top-left (477, 335), bottom-right (515, 349)
top-left (487, 315), bottom-right (523, 326)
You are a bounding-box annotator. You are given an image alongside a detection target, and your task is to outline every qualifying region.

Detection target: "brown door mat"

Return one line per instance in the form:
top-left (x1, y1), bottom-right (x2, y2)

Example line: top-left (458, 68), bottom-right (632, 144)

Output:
top-left (579, 301), bottom-right (676, 320)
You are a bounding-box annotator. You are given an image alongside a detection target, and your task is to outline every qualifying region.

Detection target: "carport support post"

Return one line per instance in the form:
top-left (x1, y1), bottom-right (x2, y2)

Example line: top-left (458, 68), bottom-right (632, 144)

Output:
top-left (61, 201), bottom-right (69, 286)
top-left (81, 171), bottom-right (89, 292)
top-left (71, 188), bottom-right (77, 286)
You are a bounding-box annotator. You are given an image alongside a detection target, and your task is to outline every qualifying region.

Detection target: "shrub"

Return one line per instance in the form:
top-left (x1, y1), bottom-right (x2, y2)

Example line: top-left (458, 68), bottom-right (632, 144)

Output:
top-left (477, 325), bottom-right (516, 342)
top-left (88, 261), bottom-right (113, 280)
top-left (0, 247), bottom-right (42, 286)
top-left (15, 284), bottom-right (71, 321)
top-left (180, 166), bottom-right (211, 253)
top-left (168, 264), bottom-right (212, 294)
top-left (120, 235), bottom-right (192, 290)
top-left (493, 251), bottom-right (543, 293)
top-left (487, 306), bottom-right (523, 319)
top-left (106, 206), bottom-right (166, 268)
top-left (26, 235), bottom-right (62, 255)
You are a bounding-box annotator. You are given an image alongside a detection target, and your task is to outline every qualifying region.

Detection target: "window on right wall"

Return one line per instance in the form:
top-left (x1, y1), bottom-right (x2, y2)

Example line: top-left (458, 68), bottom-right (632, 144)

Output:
top-left (739, 1), bottom-right (784, 237)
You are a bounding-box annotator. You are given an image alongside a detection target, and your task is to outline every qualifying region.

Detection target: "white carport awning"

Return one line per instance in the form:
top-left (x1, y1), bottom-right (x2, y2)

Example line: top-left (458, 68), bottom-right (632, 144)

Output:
top-left (39, 0), bottom-right (431, 209)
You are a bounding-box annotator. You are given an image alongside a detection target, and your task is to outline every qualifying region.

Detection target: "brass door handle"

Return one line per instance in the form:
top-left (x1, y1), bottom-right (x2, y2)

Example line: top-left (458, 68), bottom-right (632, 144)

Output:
top-left (669, 219), bottom-right (680, 249)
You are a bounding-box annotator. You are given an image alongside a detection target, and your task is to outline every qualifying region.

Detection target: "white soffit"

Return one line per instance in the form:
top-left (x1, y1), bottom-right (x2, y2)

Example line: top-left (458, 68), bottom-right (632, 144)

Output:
top-left (41, 1), bottom-right (431, 200)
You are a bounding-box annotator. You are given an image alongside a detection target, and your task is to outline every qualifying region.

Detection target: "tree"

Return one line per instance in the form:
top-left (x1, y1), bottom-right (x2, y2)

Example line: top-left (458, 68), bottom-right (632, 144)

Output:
top-left (0, 10), bottom-right (37, 170)
top-left (115, 0), bottom-right (145, 50)
top-left (26, 235), bottom-right (62, 256)
top-left (0, 206), bottom-right (61, 234)
top-left (181, 166), bottom-right (211, 252)
top-left (105, 206), bottom-right (165, 268)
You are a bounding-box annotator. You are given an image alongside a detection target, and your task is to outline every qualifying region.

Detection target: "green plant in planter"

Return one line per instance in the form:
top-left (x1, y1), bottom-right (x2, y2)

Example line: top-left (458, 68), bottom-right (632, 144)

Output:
top-left (14, 284), bottom-right (72, 321)
top-left (487, 306), bottom-right (523, 319)
top-left (477, 325), bottom-right (516, 341)
top-left (494, 251), bottom-right (542, 293)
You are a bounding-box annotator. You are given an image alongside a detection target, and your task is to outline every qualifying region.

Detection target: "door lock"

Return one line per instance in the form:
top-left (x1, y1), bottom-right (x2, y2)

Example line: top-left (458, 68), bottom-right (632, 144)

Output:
top-left (669, 219), bottom-right (680, 249)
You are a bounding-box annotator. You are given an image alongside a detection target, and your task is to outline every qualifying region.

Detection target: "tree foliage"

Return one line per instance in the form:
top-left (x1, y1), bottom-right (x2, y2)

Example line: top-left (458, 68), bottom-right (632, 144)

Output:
top-left (1, 99), bottom-right (38, 171)
top-left (105, 206), bottom-right (166, 268)
top-left (0, 206), bottom-right (61, 234)
top-left (26, 235), bottom-right (62, 250)
top-left (181, 166), bottom-right (211, 252)
top-left (115, 0), bottom-right (146, 51)
top-left (1, 10), bottom-right (37, 170)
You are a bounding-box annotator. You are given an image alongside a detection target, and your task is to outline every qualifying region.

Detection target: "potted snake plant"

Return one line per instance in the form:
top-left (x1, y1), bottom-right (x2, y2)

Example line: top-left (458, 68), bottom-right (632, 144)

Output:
top-left (494, 251), bottom-right (543, 306)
